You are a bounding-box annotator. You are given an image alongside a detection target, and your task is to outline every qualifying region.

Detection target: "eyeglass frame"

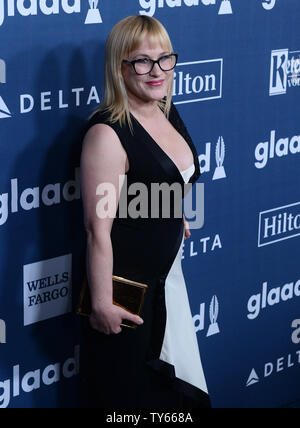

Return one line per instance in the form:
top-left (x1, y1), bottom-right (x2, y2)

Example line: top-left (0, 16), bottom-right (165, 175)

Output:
top-left (122, 53), bottom-right (178, 75)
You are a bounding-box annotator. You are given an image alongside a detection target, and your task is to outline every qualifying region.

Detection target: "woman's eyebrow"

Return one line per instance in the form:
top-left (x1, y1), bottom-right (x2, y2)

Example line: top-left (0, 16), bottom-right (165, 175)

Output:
top-left (132, 51), bottom-right (170, 59)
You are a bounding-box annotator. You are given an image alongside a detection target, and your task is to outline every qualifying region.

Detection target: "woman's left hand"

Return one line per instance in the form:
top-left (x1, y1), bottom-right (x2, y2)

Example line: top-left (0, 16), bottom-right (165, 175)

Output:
top-left (183, 216), bottom-right (191, 239)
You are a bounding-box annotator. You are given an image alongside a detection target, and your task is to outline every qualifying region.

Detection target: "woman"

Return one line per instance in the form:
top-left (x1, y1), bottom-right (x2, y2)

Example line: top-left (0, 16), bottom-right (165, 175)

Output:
top-left (79, 15), bottom-right (210, 408)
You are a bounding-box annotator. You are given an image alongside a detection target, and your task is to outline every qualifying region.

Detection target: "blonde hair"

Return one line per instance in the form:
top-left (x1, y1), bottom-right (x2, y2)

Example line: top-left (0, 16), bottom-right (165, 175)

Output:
top-left (96, 15), bottom-right (175, 132)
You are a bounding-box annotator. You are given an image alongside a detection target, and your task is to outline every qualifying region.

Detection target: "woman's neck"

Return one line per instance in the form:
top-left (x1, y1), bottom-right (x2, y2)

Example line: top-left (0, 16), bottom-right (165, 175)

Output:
top-left (127, 94), bottom-right (161, 121)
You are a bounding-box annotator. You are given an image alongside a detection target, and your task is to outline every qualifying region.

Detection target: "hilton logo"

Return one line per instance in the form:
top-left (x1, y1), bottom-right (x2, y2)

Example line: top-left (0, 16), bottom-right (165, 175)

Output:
top-left (258, 202), bottom-right (300, 247)
top-left (173, 58), bottom-right (223, 105)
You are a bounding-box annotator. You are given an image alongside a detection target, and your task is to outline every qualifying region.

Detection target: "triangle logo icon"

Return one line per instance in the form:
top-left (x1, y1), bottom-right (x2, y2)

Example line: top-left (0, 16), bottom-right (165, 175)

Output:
top-left (219, 0), bottom-right (233, 15)
top-left (246, 369), bottom-right (260, 387)
top-left (0, 96), bottom-right (12, 118)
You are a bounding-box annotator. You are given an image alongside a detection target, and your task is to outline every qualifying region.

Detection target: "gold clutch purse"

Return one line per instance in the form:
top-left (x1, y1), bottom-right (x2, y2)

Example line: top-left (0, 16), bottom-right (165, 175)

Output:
top-left (77, 274), bottom-right (148, 329)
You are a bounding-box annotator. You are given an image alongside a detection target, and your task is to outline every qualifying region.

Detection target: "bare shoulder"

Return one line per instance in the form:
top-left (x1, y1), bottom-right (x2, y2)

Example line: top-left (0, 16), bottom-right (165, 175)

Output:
top-left (83, 123), bottom-right (121, 150)
top-left (82, 123), bottom-right (127, 165)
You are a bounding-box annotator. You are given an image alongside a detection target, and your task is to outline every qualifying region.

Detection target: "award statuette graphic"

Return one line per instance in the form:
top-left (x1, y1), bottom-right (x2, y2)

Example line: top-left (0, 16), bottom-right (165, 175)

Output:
top-left (206, 295), bottom-right (220, 337)
top-left (85, 0), bottom-right (102, 25)
top-left (213, 136), bottom-right (226, 180)
top-left (218, 0), bottom-right (233, 15)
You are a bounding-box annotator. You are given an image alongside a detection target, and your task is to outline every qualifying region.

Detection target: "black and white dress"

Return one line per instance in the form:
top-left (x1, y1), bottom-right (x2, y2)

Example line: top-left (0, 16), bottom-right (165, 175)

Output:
top-left (79, 102), bottom-right (210, 408)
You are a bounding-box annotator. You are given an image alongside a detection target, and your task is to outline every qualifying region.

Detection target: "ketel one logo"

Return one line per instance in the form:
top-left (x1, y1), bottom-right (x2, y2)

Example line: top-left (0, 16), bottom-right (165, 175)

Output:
top-left (0, 59), bottom-right (12, 119)
top-left (269, 49), bottom-right (300, 96)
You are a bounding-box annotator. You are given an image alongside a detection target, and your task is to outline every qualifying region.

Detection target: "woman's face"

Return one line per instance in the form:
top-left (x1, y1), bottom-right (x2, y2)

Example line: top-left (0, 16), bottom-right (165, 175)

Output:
top-left (122, 39), bottom-right (174, 105)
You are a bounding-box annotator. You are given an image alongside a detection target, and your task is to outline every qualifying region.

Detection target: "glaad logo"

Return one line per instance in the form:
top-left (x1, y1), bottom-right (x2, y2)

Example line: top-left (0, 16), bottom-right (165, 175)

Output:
top-left (139, 0), bottom-right (233, 17)
top-left (258, 202), bottom-right (300, 247)
top-left (0, 168), bottom-right (80, 226)
top-left (0, 319), bottom-right (6, 344)
top-left (199, 136), bottom-right (227, 181)
top-left (193, 295), bottom-right (220, 337)
top-left (262, 0), bottom-right (276, 10)
top-left (269, 49), bottom-right (300, 96)
top-left (173, 59), bottom-right (223, 105)
top-left (0, 58), bottom-right (11, 119)
top-left (254, 130), bottom-right (300, 169)
top-left (246, 322), bottom-right (300, 387)
top-left (23, 254), bottom-right (72, 326)
top-left (0, 0), bottom-right (103, 27)
top-left (0, 345), bottom-right (79, 408)
top-left (247, 277), bottom-right (300, 321)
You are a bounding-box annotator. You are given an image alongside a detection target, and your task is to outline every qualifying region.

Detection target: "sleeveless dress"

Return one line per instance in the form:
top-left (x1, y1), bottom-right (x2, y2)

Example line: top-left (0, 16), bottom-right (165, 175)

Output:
top-left (79, 102), bottom-right (210, 408)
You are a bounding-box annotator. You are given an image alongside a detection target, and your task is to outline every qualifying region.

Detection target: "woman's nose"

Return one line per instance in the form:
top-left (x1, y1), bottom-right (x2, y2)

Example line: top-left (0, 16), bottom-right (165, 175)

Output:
top-left (149, 62), bottom-right (163, 76)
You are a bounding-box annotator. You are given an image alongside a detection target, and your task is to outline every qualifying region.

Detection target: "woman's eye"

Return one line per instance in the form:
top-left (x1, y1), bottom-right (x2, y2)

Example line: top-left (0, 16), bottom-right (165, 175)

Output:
top-left (160, 55), bottom-right (170, 62)
top-left (136, 58), bottom-right (150, 64)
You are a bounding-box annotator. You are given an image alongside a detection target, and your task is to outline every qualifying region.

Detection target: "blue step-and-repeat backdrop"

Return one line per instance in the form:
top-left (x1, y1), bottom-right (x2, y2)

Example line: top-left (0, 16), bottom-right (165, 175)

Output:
top-left (0, 0), bottom-right (300, 408)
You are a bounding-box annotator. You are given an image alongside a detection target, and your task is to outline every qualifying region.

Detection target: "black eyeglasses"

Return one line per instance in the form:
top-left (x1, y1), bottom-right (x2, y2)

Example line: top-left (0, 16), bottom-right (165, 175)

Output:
top-left (123, 53), bottom-right (178, 75)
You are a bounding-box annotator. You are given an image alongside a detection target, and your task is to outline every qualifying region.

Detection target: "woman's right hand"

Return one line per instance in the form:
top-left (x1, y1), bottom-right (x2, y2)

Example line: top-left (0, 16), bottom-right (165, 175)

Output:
top-left (89, 302), bottom-right (144, 335)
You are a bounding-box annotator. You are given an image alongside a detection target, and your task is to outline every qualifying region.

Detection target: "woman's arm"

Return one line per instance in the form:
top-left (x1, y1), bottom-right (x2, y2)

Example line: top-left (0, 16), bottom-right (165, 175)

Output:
top-left (183, 215), bottom-right (191, 239)
top-left (80, 123), bottom-right (143, 334)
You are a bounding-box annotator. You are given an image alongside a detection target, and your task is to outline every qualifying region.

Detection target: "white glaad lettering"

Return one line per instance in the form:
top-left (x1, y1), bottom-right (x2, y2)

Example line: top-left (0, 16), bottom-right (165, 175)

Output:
top-left (0, 168), bottom-right (80, 227)
top-left (139, 0), bottom-right (216, 17)
top-left (247, 280), bottom-right (300, 320)
top-left (255, 130), bottom-right (300, 169)
top-left (0, 0), bottom-right (81, 27)
top-left (0, 346), bottom-right (80, 408)
top-left (262, 0), bottom-right (276, 11)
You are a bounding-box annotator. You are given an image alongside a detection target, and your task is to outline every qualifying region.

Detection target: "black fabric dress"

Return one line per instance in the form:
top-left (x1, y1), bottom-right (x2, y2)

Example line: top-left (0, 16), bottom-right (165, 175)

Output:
top-left (79, 102), bottom-right (211, 408)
